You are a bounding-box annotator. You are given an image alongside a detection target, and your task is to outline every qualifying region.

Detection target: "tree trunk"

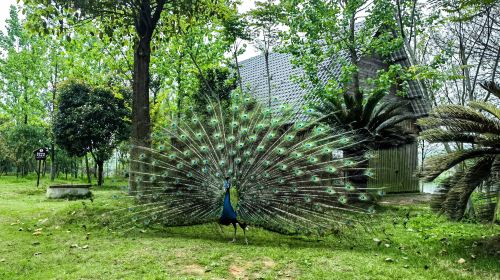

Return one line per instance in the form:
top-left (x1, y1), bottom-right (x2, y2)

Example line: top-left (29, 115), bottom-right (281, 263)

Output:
top-left (264, 51), bottom-right (272, 108)
top-left (97, 160), bottom-right (104, 186)
top-left (85, 154), bottom-right (91, 184)
top-left (234, 50), bottom-right (243, 92)
top-left (129, 32), bottom-right (153, 194)
top-left (128, 0), bottom-right (166, 194)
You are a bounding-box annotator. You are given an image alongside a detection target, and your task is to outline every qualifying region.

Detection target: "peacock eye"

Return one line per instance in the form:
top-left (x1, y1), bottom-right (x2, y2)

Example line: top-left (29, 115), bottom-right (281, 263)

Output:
top-left (325, 166), bottom-right (337, 173)
top-left (325, 187), bottom-right (335, 195)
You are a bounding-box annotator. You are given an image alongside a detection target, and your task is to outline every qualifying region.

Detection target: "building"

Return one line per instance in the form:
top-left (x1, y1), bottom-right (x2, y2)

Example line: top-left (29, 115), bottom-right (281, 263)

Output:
top-left (238, 48), bottom-right (430, 193)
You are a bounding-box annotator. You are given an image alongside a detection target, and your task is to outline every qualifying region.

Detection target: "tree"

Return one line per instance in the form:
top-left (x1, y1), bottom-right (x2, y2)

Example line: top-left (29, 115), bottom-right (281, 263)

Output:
top-left (191, 67), bottom-right (237, 117)
top-left (222, 12), bottom-right (251, 92)
top-left (54, 80), bottom-right (130, 186)
top-left (419, 81), bottom-right (500, 223)
top-left (5, 125), bottom-right (49, 177)
top-left (0, 5), bottom-right (50, 126)
top-left (248, 0), bottom-right (281, 108)
top-left (23, 0), bottom-right (233, 193)
top-left (281, 0), bottom-right (416, 189)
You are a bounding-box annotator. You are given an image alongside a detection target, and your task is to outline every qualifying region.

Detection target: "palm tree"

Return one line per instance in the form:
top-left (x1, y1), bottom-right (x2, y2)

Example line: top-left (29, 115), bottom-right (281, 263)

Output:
top-left (418, 81), bottom-right (500, 222)
top-left (312, 88), bottom-right (417, 189)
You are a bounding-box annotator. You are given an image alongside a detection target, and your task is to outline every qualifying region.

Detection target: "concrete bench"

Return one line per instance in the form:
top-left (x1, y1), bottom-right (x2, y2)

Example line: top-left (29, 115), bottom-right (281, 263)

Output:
top-left (46, 184), bottom-right (92, 199)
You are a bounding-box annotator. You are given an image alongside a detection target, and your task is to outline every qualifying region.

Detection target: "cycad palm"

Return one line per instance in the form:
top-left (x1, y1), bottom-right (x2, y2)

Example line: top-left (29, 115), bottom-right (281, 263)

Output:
top-left (311, 89), bottom-right (417, 189)
top-left (124, 93), bottom-right (383, 239)
top-left (418, 81), bottom-right (500, 222)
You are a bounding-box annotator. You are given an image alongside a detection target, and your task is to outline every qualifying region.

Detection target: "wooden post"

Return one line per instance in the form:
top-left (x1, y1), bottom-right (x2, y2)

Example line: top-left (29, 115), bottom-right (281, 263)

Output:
top-left (36, 160), bottom-right (41, 187)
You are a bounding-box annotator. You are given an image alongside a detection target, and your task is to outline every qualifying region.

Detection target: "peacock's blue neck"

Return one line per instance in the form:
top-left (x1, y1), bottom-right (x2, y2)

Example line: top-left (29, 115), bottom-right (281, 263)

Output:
top-left (221, 183), bottom-right (237, 220)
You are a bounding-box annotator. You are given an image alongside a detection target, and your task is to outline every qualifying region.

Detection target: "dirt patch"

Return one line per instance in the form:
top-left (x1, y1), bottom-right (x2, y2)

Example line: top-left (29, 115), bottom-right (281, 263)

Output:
top-left (183, 264), bottom-right (205, 275)
top-left (262, 257), bottom-right (276, 268)
top-left (380, 193), bottom-right (433, 205)
top-left (229, 264), bottom-right (248, 279)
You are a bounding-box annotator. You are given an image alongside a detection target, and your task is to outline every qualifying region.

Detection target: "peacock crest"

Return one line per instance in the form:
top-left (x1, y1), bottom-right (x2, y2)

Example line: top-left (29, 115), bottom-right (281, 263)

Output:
top-left (128, 93), bottom-right (383, 236)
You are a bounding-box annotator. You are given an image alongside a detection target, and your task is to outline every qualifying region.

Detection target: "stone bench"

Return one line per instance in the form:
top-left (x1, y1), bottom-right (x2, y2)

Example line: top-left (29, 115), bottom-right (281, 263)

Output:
top-left (46, 184), bottom-right (92, 199)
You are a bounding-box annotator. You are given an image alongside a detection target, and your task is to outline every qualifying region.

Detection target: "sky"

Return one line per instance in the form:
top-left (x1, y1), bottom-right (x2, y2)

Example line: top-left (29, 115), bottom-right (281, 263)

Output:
top-left (0, 0), bottom-right (259, 60)
top-left (0, 0), bottom-right (18, 33)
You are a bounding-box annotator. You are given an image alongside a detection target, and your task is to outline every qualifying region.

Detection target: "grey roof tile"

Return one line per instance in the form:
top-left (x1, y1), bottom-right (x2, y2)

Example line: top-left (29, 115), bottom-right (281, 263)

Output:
top-left (239, 48), bottom-right (430, 119)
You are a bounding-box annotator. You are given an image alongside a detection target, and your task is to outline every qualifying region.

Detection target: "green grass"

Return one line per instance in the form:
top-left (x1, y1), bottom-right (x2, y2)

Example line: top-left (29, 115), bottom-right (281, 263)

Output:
top-left (0, 176), bottom-right (498, 280)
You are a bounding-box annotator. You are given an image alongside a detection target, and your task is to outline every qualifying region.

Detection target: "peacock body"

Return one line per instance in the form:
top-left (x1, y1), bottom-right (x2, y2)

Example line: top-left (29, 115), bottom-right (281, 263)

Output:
top-left (129, 93), bottom-right (382, 239)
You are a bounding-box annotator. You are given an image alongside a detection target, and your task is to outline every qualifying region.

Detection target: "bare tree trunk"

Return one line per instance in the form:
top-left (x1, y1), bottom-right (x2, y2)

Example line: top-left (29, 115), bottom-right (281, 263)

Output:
top-left (85, 154), bottom-right (91, 184)
top-left (129, 0), bottom-right (167, 194)
top-left (50, 60), bottom-right (58, 181)
top-left (264, 50), bottom-right (272, 108)
top-left (97, 160), bottom-right (104, 186)
top-left (234, 50), bottom-right (243, 92)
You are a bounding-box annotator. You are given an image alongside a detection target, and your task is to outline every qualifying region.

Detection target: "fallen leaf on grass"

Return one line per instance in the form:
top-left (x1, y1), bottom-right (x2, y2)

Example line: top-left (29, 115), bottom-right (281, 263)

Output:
top-left (457, 258), bottom-right (466, 264)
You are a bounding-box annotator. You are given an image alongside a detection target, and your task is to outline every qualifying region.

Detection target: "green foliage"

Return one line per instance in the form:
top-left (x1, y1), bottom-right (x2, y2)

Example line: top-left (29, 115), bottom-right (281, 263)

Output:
top-left (0, 5), bottom-right (51, 126)
top-left (280, 0), bottom-right (419, 190)
top-left (191, 67), bottom-right (237, 117)
top-left (4, 124), bottom-right (49, 175)
top-left (419, 82), bottom-right (500, 222)
top-left (54, 80), bottom-right (130, 185)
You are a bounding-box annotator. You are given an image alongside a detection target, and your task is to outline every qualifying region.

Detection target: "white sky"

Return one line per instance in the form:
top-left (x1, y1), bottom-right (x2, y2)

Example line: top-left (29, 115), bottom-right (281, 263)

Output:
top-left (0, 0), bottom-right (18, 33)
top-left (0, 0), bottom-right (259, 60)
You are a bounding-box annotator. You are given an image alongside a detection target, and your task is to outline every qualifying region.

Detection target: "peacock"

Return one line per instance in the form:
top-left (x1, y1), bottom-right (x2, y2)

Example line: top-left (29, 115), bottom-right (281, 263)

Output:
top-left (126, 93), bottom-right (383, 242)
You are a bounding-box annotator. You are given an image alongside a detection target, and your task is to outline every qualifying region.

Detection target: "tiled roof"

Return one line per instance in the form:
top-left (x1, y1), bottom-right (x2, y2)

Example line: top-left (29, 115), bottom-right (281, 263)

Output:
top-left (239, 48), bottom-right (430, 119)
top-left (239, 53), bottom-right (309, 118)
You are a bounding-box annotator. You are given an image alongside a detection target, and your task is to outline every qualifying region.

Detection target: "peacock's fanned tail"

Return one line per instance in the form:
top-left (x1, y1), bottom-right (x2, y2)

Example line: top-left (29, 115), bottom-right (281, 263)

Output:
top-left (128, 93), bottom-right (383, 235)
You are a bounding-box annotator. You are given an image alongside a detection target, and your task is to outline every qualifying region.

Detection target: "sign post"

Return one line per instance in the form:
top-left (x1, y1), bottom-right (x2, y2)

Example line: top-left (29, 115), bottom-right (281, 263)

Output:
top-left (34, 148), bottom-right (48, 187)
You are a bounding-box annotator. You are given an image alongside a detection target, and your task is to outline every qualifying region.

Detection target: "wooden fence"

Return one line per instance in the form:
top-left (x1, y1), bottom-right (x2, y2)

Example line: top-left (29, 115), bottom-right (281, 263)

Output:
top-left (368, 142), bottom-right (420, 193)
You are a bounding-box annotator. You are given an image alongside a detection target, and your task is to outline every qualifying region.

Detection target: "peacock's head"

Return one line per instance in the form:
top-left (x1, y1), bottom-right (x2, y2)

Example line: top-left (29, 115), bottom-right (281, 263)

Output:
top-left (223, 177), bottom-right (231, 190)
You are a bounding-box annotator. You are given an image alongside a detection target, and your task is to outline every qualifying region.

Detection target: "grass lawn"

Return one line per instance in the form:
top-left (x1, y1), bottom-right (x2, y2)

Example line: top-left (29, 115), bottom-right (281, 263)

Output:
top-left (0, 175), bottom-right (498, 280)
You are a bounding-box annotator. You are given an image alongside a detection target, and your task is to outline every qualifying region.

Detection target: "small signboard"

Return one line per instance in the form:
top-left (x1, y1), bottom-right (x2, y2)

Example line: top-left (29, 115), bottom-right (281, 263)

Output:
top-left (34, 147), bottom-right (49, 187)
top-left (34, 148), bottom-right (49, 161)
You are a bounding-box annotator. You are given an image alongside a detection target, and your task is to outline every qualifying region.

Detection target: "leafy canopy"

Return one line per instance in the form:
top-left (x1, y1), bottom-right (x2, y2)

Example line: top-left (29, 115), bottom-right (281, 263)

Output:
top-left (54, 80), bottom-right (130, 163)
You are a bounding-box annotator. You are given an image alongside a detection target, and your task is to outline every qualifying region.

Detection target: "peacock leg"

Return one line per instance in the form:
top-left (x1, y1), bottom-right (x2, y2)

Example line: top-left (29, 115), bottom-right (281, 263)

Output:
top-left (231, 223), bottom-right (237, 243)
top-left (217, 223), bottom-right (226, 239)
top-left (243, 227), bottom-right (248, 245)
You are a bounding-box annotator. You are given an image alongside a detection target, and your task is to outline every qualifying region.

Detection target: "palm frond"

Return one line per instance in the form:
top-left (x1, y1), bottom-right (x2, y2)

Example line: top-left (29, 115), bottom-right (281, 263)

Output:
top-left (468, 101), bottom-right (500, 120)
top-left (431, 156), bottom-right (495, 221)
top-left (360, 90), bottom-right (388, 125)
top-left (418, 117), bottom-right (500, 135)
top-left (421, 149), bottom-right (495, 182)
